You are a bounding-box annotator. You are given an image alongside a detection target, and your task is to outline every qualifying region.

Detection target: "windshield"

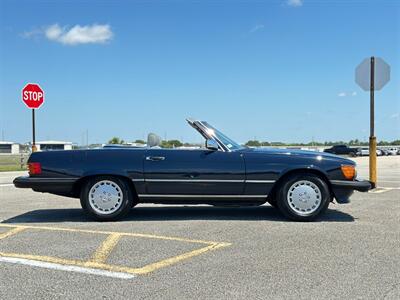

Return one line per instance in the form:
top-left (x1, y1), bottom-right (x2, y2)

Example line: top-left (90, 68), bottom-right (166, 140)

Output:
top-left (200, 121), bottom-right (243, 151)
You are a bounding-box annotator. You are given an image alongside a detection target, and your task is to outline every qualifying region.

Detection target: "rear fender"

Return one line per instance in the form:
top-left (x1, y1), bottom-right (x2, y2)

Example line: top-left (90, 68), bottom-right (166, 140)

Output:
top-left (74, 170), bottom-right (143, 198)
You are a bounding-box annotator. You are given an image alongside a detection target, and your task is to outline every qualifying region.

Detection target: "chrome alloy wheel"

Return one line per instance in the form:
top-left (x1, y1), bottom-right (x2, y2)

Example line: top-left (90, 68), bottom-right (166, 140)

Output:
top-left (88, 180), bottom-right (123, 215)
top-left (287, 180), bottom-right (322, 216)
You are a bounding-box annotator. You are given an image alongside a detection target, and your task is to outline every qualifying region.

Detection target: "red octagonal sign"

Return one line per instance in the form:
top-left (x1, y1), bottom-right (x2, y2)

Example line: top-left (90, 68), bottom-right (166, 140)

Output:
top-left (22, 83), bottom-right (44, 109)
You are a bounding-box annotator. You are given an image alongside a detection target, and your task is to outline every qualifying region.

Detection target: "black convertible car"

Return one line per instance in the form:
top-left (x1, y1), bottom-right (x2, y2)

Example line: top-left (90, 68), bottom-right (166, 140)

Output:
top-left (14, 119), bottom-right (371, 221)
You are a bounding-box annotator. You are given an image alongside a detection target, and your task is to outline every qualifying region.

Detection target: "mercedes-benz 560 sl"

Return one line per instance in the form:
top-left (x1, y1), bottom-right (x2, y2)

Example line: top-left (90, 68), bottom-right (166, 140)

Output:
top-left (14, 119), bottom-right (371, 221)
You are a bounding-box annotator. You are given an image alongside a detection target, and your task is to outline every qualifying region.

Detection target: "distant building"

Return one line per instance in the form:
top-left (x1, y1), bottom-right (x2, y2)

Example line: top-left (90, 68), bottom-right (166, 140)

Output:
top-left (0, 141), bottom-right (20, 154)
top-left (35, 141), bottom-right (73, 151)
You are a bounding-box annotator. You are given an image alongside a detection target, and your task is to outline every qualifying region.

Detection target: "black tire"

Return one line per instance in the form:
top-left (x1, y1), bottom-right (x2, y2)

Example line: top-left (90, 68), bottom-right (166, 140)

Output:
top-left (276, 174), bottom-right (331, 221)
top-left (80, 176), bottom-right (134, 221)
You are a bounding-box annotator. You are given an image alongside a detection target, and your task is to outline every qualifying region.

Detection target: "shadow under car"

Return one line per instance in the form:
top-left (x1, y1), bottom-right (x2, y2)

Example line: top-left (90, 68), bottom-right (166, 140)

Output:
top-left (1, 205), bottom-right (355, 224)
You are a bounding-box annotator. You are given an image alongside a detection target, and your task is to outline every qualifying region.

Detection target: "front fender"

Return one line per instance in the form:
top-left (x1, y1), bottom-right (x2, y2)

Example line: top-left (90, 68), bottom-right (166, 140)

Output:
top-left (278, 165), bottom-right (330, 181)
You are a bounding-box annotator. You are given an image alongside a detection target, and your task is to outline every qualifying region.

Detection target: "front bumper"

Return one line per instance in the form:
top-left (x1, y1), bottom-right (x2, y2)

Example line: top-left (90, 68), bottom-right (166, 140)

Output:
top-left (330, 179), bottom-right (372, 192)
top-left (13, 176), bottom-right (77, 196)
top-left (329, 179), bottom-right (371, 203)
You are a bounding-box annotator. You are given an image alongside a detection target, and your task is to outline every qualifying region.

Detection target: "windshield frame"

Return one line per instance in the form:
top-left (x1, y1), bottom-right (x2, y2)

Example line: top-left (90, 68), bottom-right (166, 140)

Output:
top-left (186, 119), bottom-right (244, 152)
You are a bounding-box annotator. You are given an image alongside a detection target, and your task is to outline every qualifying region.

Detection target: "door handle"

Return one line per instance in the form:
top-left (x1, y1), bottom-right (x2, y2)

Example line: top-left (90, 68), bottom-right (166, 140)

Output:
top-left (146, 156), bottom-right (165, 161)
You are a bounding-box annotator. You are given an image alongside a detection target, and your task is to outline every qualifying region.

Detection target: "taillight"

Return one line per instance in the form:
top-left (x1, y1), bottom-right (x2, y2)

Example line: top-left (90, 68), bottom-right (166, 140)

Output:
top-left (341, 165), bottom-right (355, 180)
top-left (28, 162), bottom-right (42, 175)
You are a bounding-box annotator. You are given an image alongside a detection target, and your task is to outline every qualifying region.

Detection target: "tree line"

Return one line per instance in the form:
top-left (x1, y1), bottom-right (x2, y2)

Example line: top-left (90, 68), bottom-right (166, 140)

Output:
top-left (108, 137), bottom-right (400, 147)
top-left (244, 139), bottom-right (400, 147)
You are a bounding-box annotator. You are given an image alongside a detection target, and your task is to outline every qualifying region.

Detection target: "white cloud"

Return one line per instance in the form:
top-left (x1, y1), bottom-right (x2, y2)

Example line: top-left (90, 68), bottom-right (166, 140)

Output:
top-left (249, 24), bottom-right (265, 33)
top-left (21, 28), bottom-right (42, 39)
top-left (287, 0), bottom-right (303, 7)
top-left (390, 113), bottom-right (399, 119)
top-left (45, 24), bottom-right (63, 40)
top-left (44, 24), bottom-right (113, 45)
top-left (338, 91), bottom-right (357, 97)
top-left (22, 24), bottom-right (113, 45)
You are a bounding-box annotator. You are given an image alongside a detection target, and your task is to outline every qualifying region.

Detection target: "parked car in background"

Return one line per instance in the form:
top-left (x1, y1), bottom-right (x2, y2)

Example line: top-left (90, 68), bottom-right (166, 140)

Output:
top-left (352, 148), bottom-right (383, 157)
top-left (324, 145), bottom-right (357, 155)
top-left (387, 148), bottom-right (398, 155)
top-left (355, 148), bottom-right (369, 156)
top-left (379, 148), bottom-right (389, 156)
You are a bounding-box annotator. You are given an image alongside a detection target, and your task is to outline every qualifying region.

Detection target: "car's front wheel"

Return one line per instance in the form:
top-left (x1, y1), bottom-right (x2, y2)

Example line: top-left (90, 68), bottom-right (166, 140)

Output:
top-left (80, 176), bottom-right (134, 221)
top-left (276, 174), bottom-right (331, 221)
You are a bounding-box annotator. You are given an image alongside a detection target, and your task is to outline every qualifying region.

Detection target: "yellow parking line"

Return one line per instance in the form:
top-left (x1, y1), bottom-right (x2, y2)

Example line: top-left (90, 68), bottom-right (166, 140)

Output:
top-left (0, 224), bottom-right (216, 245)
top-left (0, 226), bottom-right (26, 240)
top-left (0, 224), bottom-right (232, 275)
top-left (0, 241), bottom-right (231, 275)
top-left (90, 233), bottom-right (122, 264)
top-left (133, 242), bottom-right (232, 275)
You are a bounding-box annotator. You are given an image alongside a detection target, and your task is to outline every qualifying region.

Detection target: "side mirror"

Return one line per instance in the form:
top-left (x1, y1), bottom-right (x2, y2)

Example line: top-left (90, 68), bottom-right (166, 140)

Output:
top-left (206, 139), bottom-right (219, 151)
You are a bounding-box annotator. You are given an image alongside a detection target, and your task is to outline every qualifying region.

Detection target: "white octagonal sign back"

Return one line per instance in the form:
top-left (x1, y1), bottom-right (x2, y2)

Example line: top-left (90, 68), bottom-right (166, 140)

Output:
top-left (355, 57), bottom-right (390, 91)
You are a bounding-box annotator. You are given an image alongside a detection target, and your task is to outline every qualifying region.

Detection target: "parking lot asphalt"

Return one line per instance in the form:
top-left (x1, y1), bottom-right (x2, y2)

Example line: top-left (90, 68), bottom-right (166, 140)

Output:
top-left (0, 156), bottom-right (399, 299)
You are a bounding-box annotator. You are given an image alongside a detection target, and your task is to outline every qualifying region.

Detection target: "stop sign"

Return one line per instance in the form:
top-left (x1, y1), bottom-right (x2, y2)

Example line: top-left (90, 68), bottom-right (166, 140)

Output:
top-left (355, 57), bottom-right (390, 91)
top-left (22, 83), bottom-right (44, 109)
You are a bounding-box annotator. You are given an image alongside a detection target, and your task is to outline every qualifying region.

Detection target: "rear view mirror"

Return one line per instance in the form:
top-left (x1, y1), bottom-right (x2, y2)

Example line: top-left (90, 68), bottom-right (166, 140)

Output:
top-left (206, 139), bottom-right (219, 151)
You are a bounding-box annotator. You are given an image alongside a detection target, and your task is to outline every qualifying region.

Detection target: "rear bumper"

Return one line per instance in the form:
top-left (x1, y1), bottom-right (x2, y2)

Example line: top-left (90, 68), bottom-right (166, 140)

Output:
top-left (330, 179), bottom-right (371, 204)
top-left (13, 176), bottom-right (77, 196)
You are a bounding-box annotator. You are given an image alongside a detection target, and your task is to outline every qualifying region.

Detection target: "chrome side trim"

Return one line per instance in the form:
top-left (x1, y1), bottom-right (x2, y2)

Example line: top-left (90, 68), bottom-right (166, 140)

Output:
top-left (138, 194), bottom-right (267, 198)
top-left (144, 179), bottom-right (245, 183)
top-left (131, 179), bottom-right (145, 182)
top-left (246, 180), bottom-right (276, 183)
top-left (136, 179), bottom-right (276, 183)
top-left (24, 178), bottom-right (77, 181)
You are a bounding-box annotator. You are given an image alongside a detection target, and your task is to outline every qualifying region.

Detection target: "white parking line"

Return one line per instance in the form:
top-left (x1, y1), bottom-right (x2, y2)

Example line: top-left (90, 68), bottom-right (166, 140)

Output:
top-left (0, 184), bottom-right (14, 187)
top-left (369, 189), bottom-right (390, 194)
top-left (0, 256), bottom-right (136, 279)
top-left (369, 187), bottom-right (400, 193)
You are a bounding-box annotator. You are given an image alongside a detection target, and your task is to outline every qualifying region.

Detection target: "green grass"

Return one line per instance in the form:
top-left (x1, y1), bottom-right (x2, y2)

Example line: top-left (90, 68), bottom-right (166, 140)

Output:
top-left (0, 165), bottom-right (27, 172)
top-left (0, 154), bottom-right (29, 172)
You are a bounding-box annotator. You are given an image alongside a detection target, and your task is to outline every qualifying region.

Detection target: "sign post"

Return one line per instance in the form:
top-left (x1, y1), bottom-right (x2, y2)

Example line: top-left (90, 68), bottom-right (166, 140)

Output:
top-left (355, 57), bottom-right (390, 188)
top-left (369, 57), bottom-right (376, 188)
top-left (32, 109), bottom-right (36, 151)
top-left (22, 83), bottom-right (45, 152)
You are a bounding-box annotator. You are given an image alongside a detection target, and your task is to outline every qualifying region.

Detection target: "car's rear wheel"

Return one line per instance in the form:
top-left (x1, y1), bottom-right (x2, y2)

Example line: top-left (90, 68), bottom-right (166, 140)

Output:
top-left (80, 176), bottom-right (133, 221)
top-left (276, 174), bottom-right (331, 221)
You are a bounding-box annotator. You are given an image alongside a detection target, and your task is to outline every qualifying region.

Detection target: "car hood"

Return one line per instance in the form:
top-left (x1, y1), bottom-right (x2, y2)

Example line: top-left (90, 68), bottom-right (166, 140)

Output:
top-left (241, 147), bottom-right (355, 165)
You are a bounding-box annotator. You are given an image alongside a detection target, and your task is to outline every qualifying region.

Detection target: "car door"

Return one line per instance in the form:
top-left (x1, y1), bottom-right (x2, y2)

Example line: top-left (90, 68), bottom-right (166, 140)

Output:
top-left (143, 148), bottom-right (245, 195)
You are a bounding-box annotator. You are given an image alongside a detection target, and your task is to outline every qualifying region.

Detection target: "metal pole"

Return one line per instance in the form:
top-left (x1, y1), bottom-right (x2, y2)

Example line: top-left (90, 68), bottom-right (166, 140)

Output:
top-left (32, 109), bottom-right (37, 152)
top-left (369, 56), bottom-right (377, 188)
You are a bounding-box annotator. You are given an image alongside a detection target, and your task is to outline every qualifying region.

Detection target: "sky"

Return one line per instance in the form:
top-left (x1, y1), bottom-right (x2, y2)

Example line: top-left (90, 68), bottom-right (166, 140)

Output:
top-left (0, 0), bottom-right (399, 145)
